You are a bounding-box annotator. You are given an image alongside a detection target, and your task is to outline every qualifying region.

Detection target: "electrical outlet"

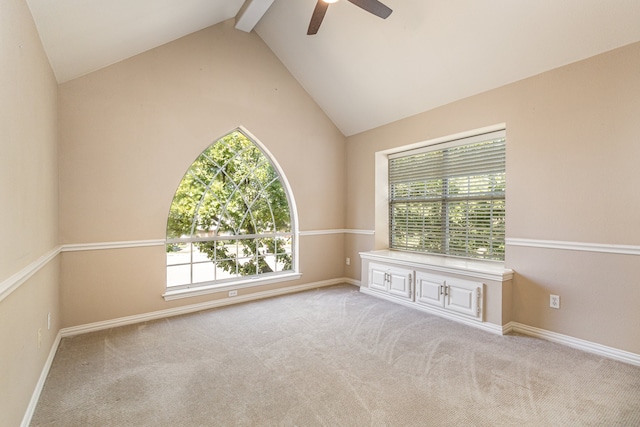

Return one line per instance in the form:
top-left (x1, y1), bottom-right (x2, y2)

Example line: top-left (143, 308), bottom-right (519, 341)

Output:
top-left (550, 294), bottom-right (560, 309)
top-left (38, 328), bottom-right (42, 348)
top-left (346, 257), bottom-right (351, 266)
top-left (228, 290), bottom-right (238, 297)
top-left (47, 312), bottom-right (51, 330)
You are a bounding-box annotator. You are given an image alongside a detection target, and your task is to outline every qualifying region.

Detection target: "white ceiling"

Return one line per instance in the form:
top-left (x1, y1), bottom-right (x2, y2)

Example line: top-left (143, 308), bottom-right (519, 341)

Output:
top-left (27, 0), bottom-right (640, 136)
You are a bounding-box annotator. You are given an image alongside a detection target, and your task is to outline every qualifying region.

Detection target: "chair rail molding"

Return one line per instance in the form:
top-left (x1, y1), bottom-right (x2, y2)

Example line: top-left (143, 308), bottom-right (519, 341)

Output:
top-left (61, 239), bottom-right (165, 252)
top-left (299, 229), bottom-right (375, 236)
top-left (506, 238), bottom-right (640, 256)
top-left (0, 246), bottom-right (61, 303)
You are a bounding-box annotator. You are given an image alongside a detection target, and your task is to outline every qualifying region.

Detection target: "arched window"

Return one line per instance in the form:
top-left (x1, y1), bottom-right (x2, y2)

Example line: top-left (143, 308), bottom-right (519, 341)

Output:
top-left (165, 129), bottom-right (297, 295)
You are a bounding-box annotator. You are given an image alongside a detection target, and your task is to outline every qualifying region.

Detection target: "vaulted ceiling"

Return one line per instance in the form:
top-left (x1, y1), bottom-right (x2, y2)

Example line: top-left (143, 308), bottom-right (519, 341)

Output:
top-left (26, 0), bottom-right (640, 136)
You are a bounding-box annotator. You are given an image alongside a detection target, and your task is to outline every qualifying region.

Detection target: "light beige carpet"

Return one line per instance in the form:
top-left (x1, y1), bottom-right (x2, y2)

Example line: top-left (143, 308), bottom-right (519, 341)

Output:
top-left (31, 285), bottom-right (640, 426)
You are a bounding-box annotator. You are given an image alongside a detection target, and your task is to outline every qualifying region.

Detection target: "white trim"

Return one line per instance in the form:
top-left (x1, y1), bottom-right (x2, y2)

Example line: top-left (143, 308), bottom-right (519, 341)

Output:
top-left (162, 272), bottom-right (303, 301)
top-left (360, 250), bottom-right (513, 282)
top-left (22, 278), bottom-right (354, 425)
top-left (378, 123), bottom-right (507, 156)
top-left (506, 322), bottom-right (640, 367)
top-left (61, 239), bottom-right (165, 252)
top-left (20, 286), bottom-right (640, 427)
top-left (359, 290), bottom-right (640, 366)
top-left (506, 238), bottom-right (640, 256)
top-left (299, 229), bottom-right (375, 236)
top-left (56, 228), bottom-right (376, 254)
top-left (234, 0), bottom-right (275, 32)
top-left (54, 229), bottom-right (375, 253)
top-left (299, 229), bottom-right (343, 236)
top-left (0, 246), bottom-right (61, 303)
top-left (237, 126), bottom-right (300, 273)
top-left (388, 129), bottom-right (506, 159)
top-left (360, 287), bottom-right (504, 335)
top-left (21, 331), bottom-right (62, 427)
top-left (345, 229), bottom-right (375, 235)
top-left (342, 277), bottom-right (361, 287)
top-left (373, 124), bottom-right (506, 253)
top-left (62, 278), bottom-right (352, 337)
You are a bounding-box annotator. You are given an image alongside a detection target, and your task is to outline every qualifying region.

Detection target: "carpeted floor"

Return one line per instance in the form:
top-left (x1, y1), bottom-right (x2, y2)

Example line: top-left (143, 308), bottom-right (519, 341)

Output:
top-left (31, 284), bottom-right (640, 426)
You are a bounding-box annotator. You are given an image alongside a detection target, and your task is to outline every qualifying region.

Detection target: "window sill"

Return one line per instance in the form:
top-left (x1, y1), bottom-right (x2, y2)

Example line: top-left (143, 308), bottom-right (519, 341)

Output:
top-left (360, 250), bottom-right (513, 282)
top-left (163, 272), bottom-right (302, 301)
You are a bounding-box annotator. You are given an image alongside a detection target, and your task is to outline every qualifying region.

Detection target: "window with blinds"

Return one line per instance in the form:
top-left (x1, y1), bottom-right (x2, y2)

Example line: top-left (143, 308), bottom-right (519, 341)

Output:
top-left (388, 130), bottom-right (506, 260)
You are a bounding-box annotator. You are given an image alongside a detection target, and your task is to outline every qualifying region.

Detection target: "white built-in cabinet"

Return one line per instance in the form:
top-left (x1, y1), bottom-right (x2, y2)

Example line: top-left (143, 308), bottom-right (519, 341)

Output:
top-left (369, 263), bottom-right (413, 300)
top-left (360, 250), bottom-right (514, 332)
top-left (415, 272), bottom-right (482, 319)
top-left (368, 262), bottom-right (483, 321)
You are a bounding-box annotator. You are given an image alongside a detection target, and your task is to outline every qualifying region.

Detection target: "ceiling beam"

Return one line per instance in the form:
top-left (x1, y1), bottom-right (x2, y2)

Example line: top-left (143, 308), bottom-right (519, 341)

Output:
top-left (235, 0), bottom-right (275, 33)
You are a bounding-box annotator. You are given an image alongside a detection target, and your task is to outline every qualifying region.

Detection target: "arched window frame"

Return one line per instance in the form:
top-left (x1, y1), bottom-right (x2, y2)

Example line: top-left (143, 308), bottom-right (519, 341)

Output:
top-left (163, 127), bottom-right (300, 300)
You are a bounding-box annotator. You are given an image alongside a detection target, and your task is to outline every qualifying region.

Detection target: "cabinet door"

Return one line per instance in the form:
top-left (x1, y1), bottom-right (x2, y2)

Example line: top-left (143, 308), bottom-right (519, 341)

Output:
top-left (444, 278), bottom-right (483, 319)
top-left (368, 264), bottom-right (389, 292)
top-left (387, 268), bottom-right (413, 300)
top-left (415, 272), bottom-right (445, 308)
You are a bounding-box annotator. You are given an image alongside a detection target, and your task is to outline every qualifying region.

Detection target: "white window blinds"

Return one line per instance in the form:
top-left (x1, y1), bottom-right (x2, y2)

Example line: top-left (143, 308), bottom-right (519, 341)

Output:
top-left (388, 130), bottom-right (506, 260)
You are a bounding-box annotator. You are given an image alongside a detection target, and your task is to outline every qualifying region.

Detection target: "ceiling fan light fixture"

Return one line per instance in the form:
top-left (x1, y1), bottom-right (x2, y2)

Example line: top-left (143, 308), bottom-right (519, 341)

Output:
top-left (308, 0), bottom-right (391, 35)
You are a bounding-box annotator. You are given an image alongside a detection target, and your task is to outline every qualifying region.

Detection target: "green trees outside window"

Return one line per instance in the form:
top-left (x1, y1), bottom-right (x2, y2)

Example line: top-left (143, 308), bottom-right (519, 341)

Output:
top-left (389, 132), bottom-right (506, 261)
top-left (166, 130), bottom-right (294, 288)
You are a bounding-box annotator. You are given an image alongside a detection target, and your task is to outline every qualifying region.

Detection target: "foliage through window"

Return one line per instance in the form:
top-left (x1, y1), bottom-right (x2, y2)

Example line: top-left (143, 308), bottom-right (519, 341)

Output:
top-left (388, 130), bottom-right (506, 260)
top-left (166, 129), bottom-right (294, 288)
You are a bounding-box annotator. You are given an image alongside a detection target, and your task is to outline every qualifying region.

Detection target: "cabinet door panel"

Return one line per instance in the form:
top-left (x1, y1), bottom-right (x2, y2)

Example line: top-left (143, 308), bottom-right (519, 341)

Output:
top-left (388, 269), bottom-right (412, 300)
top-left (369, 266), bottom-right (388, 292)
top-left (445, 278), bottom-right (482, 319)
top-left (415, 272), bottom-right (444, 308)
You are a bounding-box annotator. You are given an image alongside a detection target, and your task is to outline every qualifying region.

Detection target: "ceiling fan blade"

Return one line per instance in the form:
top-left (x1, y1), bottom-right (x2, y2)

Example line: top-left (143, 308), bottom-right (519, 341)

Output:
top-left (347, 0), bottom-right (392, 19)
top-left (307, 1), bottom-right (330, 35)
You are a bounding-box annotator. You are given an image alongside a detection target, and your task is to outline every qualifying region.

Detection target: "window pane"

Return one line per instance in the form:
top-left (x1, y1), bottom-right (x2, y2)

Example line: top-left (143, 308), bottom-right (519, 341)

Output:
top-left (275, 236), bottom-right (293, 272)
top-left (215, 239), bottom-right (238, 277)
top-left (259, 238), bottom-right (275, 256)
top-left (268, 181), bottom-right (291, 232)
top-left (195, 191), bottom-right (222, 235)
top-left (166, 243), bottom-right (189, 266)
top-left (192, 243), bottom-right (212, 263)
top-left (215, 265), bottom-right (240, 281)
top-left (389, 131), bottom-right (505, 260)
top-left (167, 175), bottom-right (207, 238)
top-left (167, 265), bottom-right (190, 287)
top-left (193, 262), bottom-right (215, 284)
top-left (165, 129), bottom-right (295, 289)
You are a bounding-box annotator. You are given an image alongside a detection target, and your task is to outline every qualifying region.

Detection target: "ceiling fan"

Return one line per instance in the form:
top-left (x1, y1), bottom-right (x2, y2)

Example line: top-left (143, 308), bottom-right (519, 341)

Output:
top-left (307, 0), bottom-right (393, 35)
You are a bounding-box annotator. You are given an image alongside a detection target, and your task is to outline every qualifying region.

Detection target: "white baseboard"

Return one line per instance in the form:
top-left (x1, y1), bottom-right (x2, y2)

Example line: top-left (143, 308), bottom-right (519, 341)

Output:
top-left (359, 289), bottom-right (640, 367)
top-left (506, 322), bottom-right (640, 367)
top-left (27, 281), bottom-right (639, 427)
top-left (25, 278), bottom-right (354, 426)
top-left (343, 277), bottom-right (361, 287)
top-left (359, 287), bottom-right (504, 335)
top-left (21, 331), bottom-right (62, 427)
top-left (61, 277), bottom-right (353, 337)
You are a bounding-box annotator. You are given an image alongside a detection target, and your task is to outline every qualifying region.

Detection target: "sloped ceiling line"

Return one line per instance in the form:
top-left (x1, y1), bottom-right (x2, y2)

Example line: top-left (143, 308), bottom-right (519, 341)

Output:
top-left (25, 0), bottom-right (640, 136)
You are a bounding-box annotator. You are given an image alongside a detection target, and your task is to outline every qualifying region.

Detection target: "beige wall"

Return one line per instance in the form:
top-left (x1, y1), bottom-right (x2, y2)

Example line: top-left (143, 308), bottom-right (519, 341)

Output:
top-left (3, 4), bottom-right (639, 422)
top-left (0, 0), bottom-right (60, 425)
top-left (346, 42), bottom-right (640, 354)
top-left (57, 20), bottom-right (347, 327)
top-left (59, 234), bottom-right (346, 327)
